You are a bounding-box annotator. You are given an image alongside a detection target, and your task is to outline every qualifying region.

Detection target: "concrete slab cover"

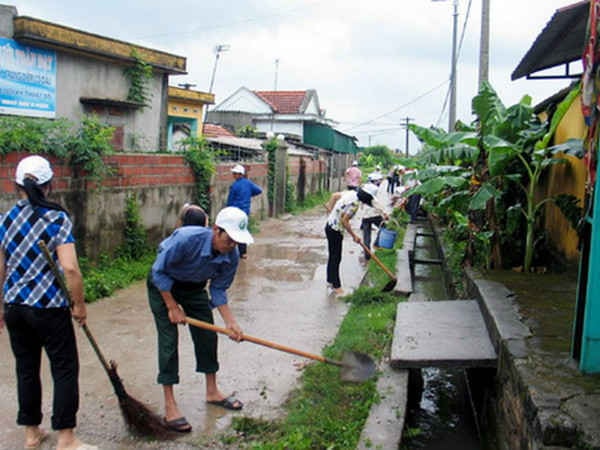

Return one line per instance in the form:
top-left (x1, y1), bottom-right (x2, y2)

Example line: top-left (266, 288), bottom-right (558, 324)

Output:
top-left (391, 300), bottom-right (497, 368)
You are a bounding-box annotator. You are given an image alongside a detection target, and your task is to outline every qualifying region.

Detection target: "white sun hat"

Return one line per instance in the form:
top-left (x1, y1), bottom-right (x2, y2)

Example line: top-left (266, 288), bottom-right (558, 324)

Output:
top-left (361, 182), bottom-right (379, 198)
top-left (368, 172), bottom-right (383, 182)
top-left (215, 207), bottom-right (254, 244)
top-left (15, 155), bottom-right (54, 186)
top-left (231, 164), bottom-right (245, 175)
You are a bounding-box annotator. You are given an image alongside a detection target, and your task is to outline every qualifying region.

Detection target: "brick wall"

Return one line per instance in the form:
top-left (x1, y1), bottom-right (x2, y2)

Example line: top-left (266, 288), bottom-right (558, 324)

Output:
top-left (1, 152), bottom-right (330, 259)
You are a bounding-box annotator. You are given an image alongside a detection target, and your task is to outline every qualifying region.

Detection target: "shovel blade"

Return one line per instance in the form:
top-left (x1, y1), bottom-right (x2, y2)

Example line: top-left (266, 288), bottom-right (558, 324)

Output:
top-left (340, 351), bottom-right (376, 382)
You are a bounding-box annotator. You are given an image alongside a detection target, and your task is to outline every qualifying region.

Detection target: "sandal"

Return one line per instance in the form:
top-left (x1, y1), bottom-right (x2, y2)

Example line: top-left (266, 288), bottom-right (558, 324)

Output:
top-left (164, 416), bottom-right (192, 433)
top-left (207, 395), bottom-right (243, 411)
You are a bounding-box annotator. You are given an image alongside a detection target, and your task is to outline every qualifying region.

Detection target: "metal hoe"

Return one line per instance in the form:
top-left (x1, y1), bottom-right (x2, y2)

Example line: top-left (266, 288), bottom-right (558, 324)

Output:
top-left (186, 317), bottom-right (376, 382)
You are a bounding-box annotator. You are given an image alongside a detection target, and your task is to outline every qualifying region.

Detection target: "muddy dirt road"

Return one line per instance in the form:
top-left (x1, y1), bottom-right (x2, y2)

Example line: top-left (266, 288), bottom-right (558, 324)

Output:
top-left (0, 209), bottom-right (366, 449)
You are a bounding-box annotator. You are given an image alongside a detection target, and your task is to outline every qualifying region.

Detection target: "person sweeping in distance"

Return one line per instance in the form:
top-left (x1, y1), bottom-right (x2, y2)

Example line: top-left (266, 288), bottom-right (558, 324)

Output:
top-left (324, 183), bottom-right (381, 296)
top-left (0, 155), bottom-right (97, 450)
top-left (147, 206), bottom-right (253, 433)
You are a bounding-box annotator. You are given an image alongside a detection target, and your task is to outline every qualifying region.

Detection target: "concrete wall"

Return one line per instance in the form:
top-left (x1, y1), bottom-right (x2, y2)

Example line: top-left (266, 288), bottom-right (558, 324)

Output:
top-left (541, 94), bottom-right (586, 263)
top-left (0, 4), bottom-right (16, 37)
top-left (206, 111), bottom-right (255, 134)
top-left (56, 52), bottom-right (165, 151)
top-left (255, 119), bottom-right (303, 138)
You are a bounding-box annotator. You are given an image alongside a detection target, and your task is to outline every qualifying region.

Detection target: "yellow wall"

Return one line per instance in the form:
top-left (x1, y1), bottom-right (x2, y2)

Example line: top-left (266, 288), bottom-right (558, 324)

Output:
top-left (168, 101), bottom-right (204, 137)
top-left (543, 94), bottom-right (587, 262)
top-left (167, 87), bottom-right (214, 137)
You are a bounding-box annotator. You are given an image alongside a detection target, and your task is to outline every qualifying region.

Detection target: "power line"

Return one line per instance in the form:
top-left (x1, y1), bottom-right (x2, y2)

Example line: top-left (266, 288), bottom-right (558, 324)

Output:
top-left (343, 79), bottom-right (449, 132)
top-left (136, 1), bottom-right (320, 40)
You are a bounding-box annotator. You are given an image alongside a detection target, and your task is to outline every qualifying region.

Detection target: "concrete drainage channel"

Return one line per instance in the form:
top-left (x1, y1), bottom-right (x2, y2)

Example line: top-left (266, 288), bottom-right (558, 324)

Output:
top-left (357, 220), bottom-right (484, 449)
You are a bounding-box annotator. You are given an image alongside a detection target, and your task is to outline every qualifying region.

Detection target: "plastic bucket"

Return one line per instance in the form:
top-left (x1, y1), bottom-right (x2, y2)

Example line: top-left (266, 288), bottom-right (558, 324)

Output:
top-left (378, 228), bottom-right (397, 249)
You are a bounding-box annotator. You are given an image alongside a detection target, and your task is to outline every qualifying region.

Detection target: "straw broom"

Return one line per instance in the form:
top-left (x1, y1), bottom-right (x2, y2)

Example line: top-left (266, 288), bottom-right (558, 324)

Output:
top-left (38, 241), bottom-right (174, 439)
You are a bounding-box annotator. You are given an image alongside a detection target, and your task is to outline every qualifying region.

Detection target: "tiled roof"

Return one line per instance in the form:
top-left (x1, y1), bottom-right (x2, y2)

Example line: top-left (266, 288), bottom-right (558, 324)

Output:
top-left (203, 123), bottom-right (235, 137)
top-left (254, 90), bottom-right (307, 114)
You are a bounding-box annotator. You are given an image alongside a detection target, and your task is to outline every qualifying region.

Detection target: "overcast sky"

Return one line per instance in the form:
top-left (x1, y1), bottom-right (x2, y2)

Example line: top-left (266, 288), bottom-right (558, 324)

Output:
top-left (15, 0), bottom-right (578, 153)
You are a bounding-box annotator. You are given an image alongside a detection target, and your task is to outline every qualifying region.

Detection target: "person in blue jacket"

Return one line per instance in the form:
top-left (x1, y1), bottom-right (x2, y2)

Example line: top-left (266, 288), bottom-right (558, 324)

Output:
top-left (226, 164), bottom-right (262, 259)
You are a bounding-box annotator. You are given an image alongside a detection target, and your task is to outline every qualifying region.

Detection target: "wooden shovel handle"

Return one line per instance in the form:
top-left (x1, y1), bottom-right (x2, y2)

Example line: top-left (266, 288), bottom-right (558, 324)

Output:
top-left (358, 240), bottom-right (397, 280)
top-left (185, 317), bottom-right (343, 367)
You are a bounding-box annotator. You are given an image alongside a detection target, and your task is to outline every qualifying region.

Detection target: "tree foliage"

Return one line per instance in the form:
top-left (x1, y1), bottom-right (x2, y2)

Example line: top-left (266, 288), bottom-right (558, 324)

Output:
top-left (410, 81), bottom-right (582, 272)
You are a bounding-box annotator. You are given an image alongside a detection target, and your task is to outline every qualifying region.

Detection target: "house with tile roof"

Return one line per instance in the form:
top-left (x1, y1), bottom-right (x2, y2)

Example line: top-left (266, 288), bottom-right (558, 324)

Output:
top-left (0, 4), bottom-right (187, 151)
top-left (207, 86), bottom-right (357, 154)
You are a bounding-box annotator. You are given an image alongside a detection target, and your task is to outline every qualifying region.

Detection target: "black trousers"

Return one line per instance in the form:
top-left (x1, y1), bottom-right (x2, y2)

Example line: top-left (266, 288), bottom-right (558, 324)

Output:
top-left (325, 223), bottom-right (343, 289)
top-left (406, 194), bottom-right (422, 221)
top-left (4, 304), bottom-right (79, 430)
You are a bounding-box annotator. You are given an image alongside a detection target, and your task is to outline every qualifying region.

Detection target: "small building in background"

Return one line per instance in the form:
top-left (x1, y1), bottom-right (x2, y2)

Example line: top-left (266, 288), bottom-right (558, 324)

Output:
top-left (207, 86), bottom-right (357, 155)
top-left (167, 86), bottom-right (214, 150)
top-left (0, 4), bottom-right (186, 151)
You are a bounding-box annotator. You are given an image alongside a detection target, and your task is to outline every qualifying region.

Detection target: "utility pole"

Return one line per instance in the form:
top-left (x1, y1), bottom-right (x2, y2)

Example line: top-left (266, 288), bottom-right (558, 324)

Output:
top-left (479, 0), bottom-right (490, 88)
top-left (449, 0), bottom-right (458, 132)
top-left (400, 117), bottom-right (413, 157)
top-left (274, 59), bottom-right (279, 91)
top-left (432, 0), bottom-right (459, 131)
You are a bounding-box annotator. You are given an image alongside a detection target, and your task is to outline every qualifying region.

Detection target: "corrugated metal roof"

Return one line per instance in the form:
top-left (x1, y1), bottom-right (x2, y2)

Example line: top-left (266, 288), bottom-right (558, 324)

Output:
top-left (511, 0), bottom-right (588, 81)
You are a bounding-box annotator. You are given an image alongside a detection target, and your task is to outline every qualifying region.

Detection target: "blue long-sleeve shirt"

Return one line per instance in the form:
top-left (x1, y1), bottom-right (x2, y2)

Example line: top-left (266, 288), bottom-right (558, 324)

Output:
top-left (150, 226), bottom-right (239, 308)
top-left (226, 178), bottom-right (262, 215)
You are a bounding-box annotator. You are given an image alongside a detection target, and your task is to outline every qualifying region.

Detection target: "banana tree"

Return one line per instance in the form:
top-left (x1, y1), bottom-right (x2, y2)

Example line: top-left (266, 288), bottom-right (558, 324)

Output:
top-left (410, 81), bottom-right (581, 272)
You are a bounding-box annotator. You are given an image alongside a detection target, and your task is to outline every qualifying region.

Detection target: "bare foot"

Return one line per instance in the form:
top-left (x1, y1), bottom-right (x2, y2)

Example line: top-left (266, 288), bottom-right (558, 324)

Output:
top-left (333, 287), bottom-right (344, 295)
top-left (24, 426), bottom-right (48, 449)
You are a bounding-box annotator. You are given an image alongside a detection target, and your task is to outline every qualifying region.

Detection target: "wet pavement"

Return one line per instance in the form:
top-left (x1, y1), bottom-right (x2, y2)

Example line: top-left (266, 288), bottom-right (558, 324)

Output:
top-left (0, 209), bottom-right (367, 449)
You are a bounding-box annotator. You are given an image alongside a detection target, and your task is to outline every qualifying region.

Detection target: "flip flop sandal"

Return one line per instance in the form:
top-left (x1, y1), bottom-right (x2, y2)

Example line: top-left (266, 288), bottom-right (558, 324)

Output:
top-left (164, 416), bottom-right (192, 433)
top-left (207, 395), bottom-right (243, 410)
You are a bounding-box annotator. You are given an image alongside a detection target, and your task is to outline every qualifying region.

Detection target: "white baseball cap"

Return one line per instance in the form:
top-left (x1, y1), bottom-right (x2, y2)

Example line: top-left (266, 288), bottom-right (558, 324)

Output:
top-left (231, 164), bottom-right (245, 175)
top-left (352, 160), bottom-right (358, 166)
top-left (15, 155), bottom-right (54, 186)
top-left (215, 207), bottom-right (254, 244)
top-left (361, 183), bottom-right (379, 198)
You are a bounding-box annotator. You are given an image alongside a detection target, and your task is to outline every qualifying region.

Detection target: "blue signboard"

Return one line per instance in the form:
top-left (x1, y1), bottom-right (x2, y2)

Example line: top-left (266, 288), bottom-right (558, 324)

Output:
top-left (0, 37), bottom-right (56, 118)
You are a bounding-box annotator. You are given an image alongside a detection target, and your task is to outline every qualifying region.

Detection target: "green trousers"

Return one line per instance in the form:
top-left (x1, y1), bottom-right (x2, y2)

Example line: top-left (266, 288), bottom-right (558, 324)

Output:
top-left (147, 274), bottom-right (218, 385)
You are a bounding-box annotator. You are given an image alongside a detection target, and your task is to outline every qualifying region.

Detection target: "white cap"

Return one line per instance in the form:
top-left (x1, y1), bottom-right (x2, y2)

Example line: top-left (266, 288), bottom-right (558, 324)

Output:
top-left (231, 164), bottom-right (245, 175)
top-left (368, 172), bottom-right (383, 182)
top-left (361, 183), bottom-right (379, 198)
top-left (215, 207), bottom-right (254, 244)
top-left (352, 160), bottom-right (358, 166)
top-left (15, 155), bottom-right (54, 186)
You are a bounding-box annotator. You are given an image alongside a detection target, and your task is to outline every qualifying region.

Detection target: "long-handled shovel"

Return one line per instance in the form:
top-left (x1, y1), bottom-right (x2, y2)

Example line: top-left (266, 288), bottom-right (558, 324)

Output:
top-left (38, 241), bottom-right (173, 439)
top-left (358, 240), bottom-right (397, 292)
top-left (186, 317), bottom-right (376, 382)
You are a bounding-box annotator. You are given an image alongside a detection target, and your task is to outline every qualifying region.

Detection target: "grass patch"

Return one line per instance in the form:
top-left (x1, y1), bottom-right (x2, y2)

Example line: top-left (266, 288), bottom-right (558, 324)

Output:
top-left (80, 252), bottom-right (154, 302)
top-left (226, 246), bottom-right (405, 449)
top-left (288, 190), bottom-right (330, 215)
